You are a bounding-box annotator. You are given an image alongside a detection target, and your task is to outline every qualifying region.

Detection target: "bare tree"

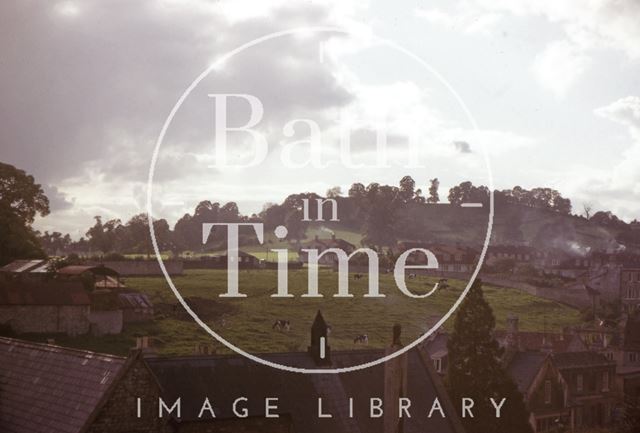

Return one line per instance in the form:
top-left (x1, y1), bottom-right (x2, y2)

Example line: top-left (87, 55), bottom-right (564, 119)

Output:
top-left (583, 202), bottom-right (593, 220)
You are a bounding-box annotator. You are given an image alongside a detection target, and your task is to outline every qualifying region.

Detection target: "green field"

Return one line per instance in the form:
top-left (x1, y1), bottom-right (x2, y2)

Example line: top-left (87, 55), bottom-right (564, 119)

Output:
top-left (38, 268), bottom-right (581, 357)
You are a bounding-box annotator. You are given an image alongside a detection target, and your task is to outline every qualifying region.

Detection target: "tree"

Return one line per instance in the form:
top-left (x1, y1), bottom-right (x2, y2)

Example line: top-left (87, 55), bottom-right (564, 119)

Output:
top-left (446, 280), bottom-right (533, 433)
top-left (85, 216), bottom-right (122, 254)
top-left (0, 162), bottom-right (50, 265)
top-left (398, 175), bottom-right (415, 203)
top-left (427, 178), bottom-right (440, 203)
top-left (582, 203), bottom-right (593, 220)
top-left (326, 186), bottom-right (342, 198)
top-left (448, 181), bottom-right (489, 205)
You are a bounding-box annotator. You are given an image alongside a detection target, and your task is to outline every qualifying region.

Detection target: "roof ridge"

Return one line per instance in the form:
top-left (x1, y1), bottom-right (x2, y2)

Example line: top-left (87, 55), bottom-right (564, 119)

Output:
top-left (0, 336), bottom-right (126, 360)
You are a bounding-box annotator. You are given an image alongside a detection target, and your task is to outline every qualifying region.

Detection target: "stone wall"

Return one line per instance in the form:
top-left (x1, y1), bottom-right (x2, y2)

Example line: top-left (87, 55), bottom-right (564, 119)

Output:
top-left (0, 305), bottom-right (90, 336)
top-left (87, 357), bottom-right (172, 433)
top-left (89, 309), bottom-right (123, 335)
top-left (98, 260), bottom-right (184, 276)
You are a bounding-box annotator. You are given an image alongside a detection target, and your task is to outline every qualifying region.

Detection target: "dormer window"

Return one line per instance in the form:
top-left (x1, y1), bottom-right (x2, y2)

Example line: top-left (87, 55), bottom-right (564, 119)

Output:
top-left (544, 380), bottom-right (551, 404)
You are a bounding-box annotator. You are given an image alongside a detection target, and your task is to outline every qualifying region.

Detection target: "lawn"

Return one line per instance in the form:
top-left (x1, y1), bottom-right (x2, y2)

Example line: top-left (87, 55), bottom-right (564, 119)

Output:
top-left (41, 268), bottom-right (581, 357)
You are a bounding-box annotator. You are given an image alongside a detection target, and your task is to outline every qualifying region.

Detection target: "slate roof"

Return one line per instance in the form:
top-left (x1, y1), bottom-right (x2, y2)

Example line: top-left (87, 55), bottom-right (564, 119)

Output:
top-left (0, 259), bottom-right (49, 273)
top-left (551, 351), bottom-right (613, 369)
top-left (0, 281), bottom-right (90, 306)
top-left (505, 351), bottom-right (548, 394)
top-left (146, 348), bottom-right (463, 433)
top-left (0, 337), bottom-right (127, 433)
top-left (118, 292), bottom-right (153, 310)
top-left (423, 332), bottom-right (449, 358)
top-left (494, 331), bottom-right (585, 353)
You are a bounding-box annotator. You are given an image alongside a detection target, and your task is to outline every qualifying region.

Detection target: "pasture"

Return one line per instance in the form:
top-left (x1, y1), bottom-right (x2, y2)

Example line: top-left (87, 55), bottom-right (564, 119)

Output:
top-left (48, 268), bottom-right (581, 356)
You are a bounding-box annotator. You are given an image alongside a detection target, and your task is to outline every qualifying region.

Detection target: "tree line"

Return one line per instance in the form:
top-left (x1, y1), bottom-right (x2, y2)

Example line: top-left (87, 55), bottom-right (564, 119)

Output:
top-left (9, 161), bottom-right (640, 264)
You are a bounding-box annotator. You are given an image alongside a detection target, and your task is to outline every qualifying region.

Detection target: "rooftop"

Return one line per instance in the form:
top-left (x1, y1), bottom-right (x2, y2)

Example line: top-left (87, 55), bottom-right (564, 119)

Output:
top-left (0, 337), bottom-right (126, 433)
top-left (146, 347), bottom-right (462, 433)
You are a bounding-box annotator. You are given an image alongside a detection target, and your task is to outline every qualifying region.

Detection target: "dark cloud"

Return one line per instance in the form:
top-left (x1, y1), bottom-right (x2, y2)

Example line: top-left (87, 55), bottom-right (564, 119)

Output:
top-left (0, 0), bottom-right (353, 186)
top-left (453, 140), bottom-right (472, 153)
top-left (44, 185), bottom-right (74, 212)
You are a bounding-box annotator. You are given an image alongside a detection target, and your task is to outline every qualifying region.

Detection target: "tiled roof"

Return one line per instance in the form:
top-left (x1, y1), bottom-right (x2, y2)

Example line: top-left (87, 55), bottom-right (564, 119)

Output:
top-left (551, 351), bottom-right (613, 369)
top-left (146, 348), bottom-right (463, 433)
top-left (506, 351), bottom-right (548, 394)
top-left (0, 337), bottom-right (127, 433)
top-left (0, 281), bottom-right (90, 306)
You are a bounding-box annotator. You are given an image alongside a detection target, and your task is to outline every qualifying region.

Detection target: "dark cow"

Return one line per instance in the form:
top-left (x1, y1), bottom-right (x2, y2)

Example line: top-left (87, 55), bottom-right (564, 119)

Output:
top-left (272, 320), bottom-right (291, 331)
top-left (353, 334), bottom-right (369, 344)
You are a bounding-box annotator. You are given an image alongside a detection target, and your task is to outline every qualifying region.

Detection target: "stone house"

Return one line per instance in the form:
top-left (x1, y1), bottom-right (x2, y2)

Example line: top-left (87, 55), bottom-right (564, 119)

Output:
top-left (504, 351), bottom-right (569, 432)
top-left (551, 351), bottom-right (617, 430)
top-left (0, 337), bottom-right (171, 433)
top-left (0, 281), bottom-right (90, 336)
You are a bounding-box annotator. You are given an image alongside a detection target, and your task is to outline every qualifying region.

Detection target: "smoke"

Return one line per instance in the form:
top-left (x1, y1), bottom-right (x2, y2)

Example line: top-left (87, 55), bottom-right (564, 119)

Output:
top-left (319, 226), bottom-right (335, 236)
top-left (566, 241), bottom-right (591, 257)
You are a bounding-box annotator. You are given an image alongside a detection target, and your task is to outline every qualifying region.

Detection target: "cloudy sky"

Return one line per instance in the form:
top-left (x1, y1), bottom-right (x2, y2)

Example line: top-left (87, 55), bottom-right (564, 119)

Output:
top-left (1, 0), bottom-right (639, 238)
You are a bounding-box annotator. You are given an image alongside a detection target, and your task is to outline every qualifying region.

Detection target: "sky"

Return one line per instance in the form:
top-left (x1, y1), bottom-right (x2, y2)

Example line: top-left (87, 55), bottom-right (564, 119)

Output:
top-left (1, 0), bottom-right (639, 238)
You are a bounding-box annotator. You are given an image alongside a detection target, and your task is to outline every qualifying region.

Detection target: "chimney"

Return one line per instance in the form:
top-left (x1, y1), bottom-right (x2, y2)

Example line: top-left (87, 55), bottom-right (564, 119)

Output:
top-left (308, 310), bottom-right (330, 365)
top-left (314, 234), bottom-right (319, 241)
top-left (505, 314), bottom-right (519, 351)
top-left (332, 234), bottom-right (336, 241)
top-left (384, 325), bottom-right (408, 433)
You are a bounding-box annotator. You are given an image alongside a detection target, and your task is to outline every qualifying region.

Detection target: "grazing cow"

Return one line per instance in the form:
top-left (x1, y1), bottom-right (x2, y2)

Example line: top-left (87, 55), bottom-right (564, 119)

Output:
top-left (353, 334), bottom-right (369, 344)
top-left (272, 320), bottom-right (291, 331)
top-left (436, 278), bottom-right (449, 289)
top-left (353, 273), bottom-right (363, 280)
top-left (408, 273), bottom-right (417, 279)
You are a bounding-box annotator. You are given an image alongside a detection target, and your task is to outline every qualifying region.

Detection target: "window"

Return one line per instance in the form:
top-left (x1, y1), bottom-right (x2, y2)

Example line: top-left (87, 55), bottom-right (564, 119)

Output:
top-left (605, 352), bottom-right (614, 361)
top-left (602, 371), bottom-right (609, 391)
top-left (575, 407), bottom-right (583, 427)
top-left (433, 358), bottom-right (442, 373)
top-left (577, 374), bottom-right (583, 392)
top-left (544, 380), bottom-right (552, 404)
top-left (629, 352), bottom-right (638, 363)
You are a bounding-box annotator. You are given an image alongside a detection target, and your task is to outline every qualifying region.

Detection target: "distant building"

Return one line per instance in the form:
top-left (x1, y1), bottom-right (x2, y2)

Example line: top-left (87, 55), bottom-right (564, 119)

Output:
top-left (394, 242), bottom-right (478, 273)
top-left (0, 280), bottom-right (90, 336)
top-left (209, 250), bottom-right (262, 269)
top-left (0, 337), bottom-right (170, 433)
top-left (90, 260), bottom-right (184, 276)
top-left (299, 235), bottom-right (357, 266)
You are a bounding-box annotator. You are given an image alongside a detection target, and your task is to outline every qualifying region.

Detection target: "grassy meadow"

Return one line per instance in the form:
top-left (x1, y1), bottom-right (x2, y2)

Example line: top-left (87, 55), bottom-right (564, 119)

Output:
top-left (43, 268), bottom-right (581, 357)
